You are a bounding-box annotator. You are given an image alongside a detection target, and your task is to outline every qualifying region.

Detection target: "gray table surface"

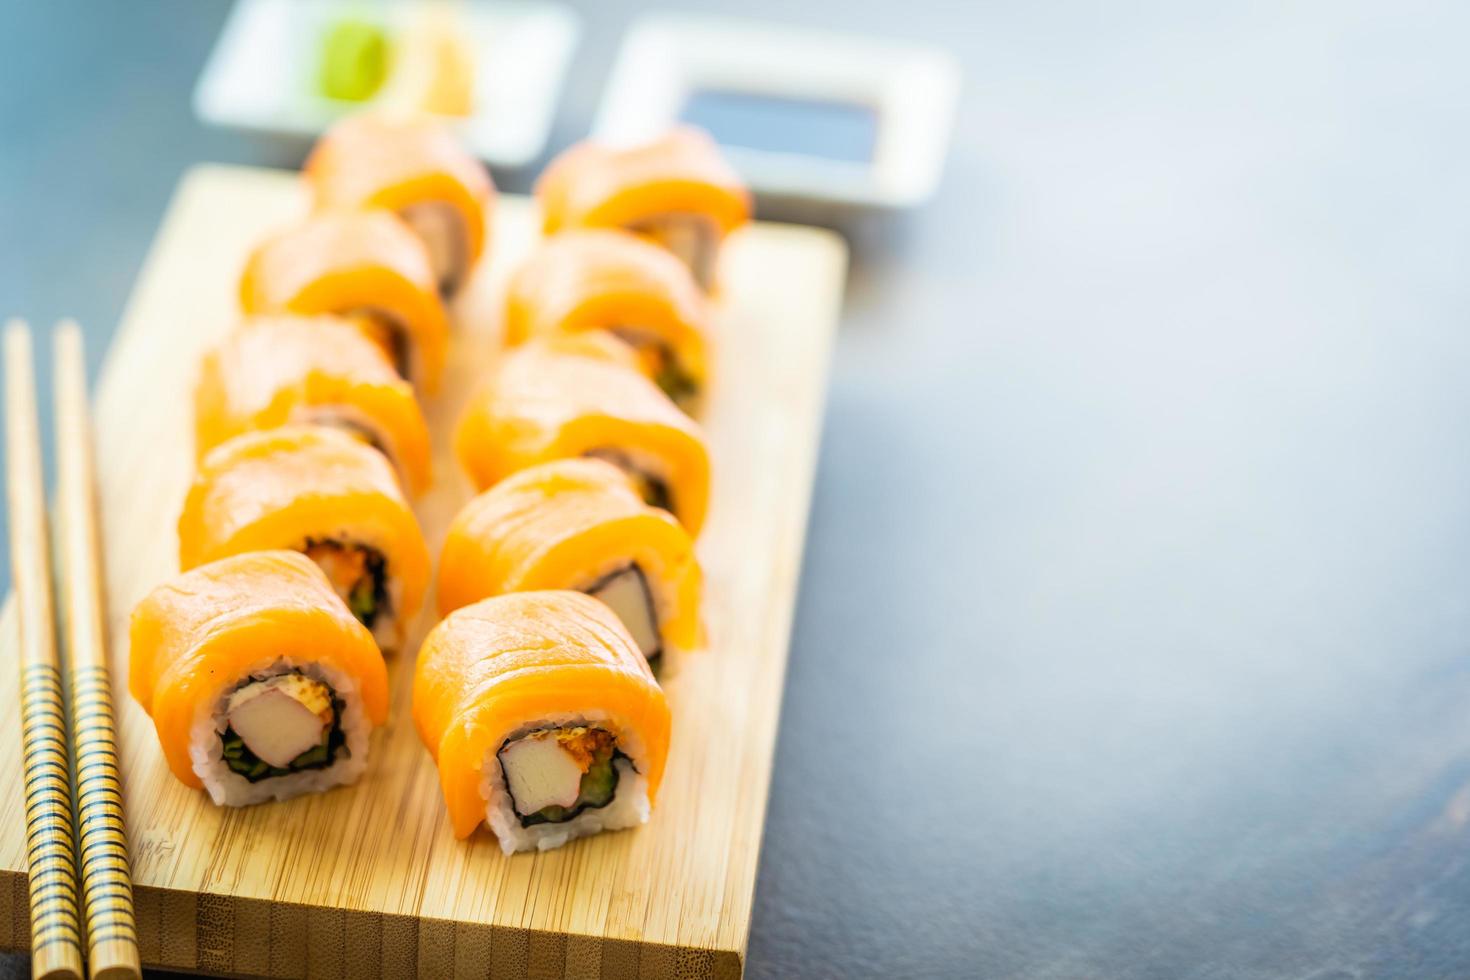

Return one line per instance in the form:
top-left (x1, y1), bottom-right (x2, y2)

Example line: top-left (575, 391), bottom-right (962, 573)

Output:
top-left (5, 1), bottom-right (1470, 977)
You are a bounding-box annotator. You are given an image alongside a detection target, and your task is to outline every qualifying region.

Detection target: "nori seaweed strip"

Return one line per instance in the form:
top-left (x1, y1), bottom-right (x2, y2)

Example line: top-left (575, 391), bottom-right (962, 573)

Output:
top-left (350, 310), bottom-right (412, 379)
top-left (653, 361), bottom-right (698, 406)
top-left (386, 322), bottom-right (410, 379)
top-left (433, 218), bottom-right (467, 297)
top-left (609, 332), bottom-right (699, 406)
top-left (583, 449), bottom-right (676, 516)
top-left (324, 416), bottom-right (388, 456)
top-left (639, 475), bottom-right (674, 515)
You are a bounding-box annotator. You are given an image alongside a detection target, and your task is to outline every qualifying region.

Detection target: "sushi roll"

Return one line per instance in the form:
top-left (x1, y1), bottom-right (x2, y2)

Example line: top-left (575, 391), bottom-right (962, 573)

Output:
top-left (194, 314), bottom-right (432, 494)
top-left (305, 112), bottom-right (495, 297)
top-left (178, 425), bottom-right (430, 651)
top-left (239, 209), bottom-right (449, 392)
top-left (128, 551), bottom-right (389, 805)
top-left (536, 127), bottom-right (750, 290)
top-left (412, 590), bottom-right (671, 852)
top-left (438, 458), bottom-right (702, 670)
top-left (453, 339), bottom-right (710, 535)
top-left (505, 229), bottom-right (711, 410)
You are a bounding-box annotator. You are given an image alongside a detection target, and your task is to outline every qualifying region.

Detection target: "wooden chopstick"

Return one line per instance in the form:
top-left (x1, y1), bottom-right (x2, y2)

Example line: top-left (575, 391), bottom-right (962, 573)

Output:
top-left (54, 322), bottom-right (141, 980)
top-left (5, 319), bottom-right (85, 980)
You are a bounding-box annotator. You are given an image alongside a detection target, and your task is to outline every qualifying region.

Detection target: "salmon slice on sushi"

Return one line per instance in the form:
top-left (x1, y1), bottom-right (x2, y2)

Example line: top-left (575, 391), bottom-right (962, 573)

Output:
top-left (537, 127), bottom-right (750, 291)
top-left (438, 458), bottom-right (702, 671)
top-left (178, 425), bottom-right (430, 651)
top-left (505, 229), bottom-right (711, 411)
top-left (453, 339), bottom-right (710, 535)
top-left (239, 209), bottom-right (449, 392)
top-left (305, 112), bottom-right (496, 297)
top-left (129, 551), bottom-right (389, 805)
top-left (194, 314), bottom-right (432, 494)
top-left (413, 591), bottom-right (671, 852)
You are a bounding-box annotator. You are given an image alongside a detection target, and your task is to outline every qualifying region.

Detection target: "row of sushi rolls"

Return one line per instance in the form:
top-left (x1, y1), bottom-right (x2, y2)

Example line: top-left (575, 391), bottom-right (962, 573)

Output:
top-left (127, 113), bottom-right (750, 853)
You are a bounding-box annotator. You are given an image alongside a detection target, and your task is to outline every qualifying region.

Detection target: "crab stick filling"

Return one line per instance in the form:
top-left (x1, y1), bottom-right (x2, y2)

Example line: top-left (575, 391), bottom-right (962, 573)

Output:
top-left (222, 673), bottom-right (343, 780)
top-left (497, 726), bottom-right (624, 827)
top-left (583, 565), bottom-right (661, 666)
top-left (630, 214), bottom-right (718, 290)
top-left (400, 202), bottom-right (469, 296)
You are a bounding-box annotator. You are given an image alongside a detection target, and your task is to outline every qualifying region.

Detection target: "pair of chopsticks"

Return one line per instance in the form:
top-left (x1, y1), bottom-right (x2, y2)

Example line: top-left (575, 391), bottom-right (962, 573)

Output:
top-left (5, 321), bottom-right (140, 980)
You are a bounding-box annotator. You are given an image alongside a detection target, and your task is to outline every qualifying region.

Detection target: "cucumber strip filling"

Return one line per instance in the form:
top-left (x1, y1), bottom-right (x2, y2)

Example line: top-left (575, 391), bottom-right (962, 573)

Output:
top-left (609, 329), bottom-right (699, 406)
top-left (653, 360), bottom-right (699, 407)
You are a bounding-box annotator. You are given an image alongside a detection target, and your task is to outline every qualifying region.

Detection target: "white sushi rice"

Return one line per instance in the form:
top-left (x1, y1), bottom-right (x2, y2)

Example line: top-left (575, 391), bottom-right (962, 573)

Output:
top-left (480, 712), bottom-right (651, 854)
top-left (368, 591), bottom-right (404, 652)
top-left (188, 657), bottom-right (372, 807)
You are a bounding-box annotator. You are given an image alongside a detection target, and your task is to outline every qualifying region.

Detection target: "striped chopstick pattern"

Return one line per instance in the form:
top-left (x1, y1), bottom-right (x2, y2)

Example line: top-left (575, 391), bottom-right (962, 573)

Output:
top-left (21, 663), bottom-right (82, 975)
top-left (54, 322), bottom-right (141, 980)
top-left (69, 665), bottom-right (136, 971)
top-left (6, 320), bottom-right (85, 980)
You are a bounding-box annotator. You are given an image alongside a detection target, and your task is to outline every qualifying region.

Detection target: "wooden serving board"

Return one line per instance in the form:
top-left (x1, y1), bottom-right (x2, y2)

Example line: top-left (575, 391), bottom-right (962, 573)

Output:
top-left (0, 165), bottom-right (846, 979)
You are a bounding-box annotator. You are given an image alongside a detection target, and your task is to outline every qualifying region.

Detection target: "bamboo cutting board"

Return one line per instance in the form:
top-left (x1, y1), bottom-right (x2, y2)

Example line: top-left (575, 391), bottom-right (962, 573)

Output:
top-left (0, 165), bottom-right (846, 979)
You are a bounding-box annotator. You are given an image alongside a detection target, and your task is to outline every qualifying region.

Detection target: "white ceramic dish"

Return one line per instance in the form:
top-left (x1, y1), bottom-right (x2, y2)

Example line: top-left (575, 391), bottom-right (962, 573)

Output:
top-left (194, 0), bottom-right (580, 168)
top-left (593, 14), bottom-right (961, 208)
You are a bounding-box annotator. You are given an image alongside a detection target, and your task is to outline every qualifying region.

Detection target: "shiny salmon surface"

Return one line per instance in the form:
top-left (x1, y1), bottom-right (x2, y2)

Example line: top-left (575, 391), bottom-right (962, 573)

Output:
top-left (194, 314), bottom-right (432, 493)
top-left (536, 127), bottom-right (750, 238)
top-left (177, 425), bottom-right (429, 642)
top-left (505, 229), bottom-right (710, 402)
top-left (453, 341), bottom-right (710, 534)
top-left (238, 209), bottom-right (448, 391)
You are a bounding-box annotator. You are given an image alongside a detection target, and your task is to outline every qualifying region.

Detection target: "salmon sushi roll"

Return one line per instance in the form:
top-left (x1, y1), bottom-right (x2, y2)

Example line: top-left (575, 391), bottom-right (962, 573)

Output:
top-left (239, 209), bottom-right (449, 392)
top-left (305, 112), bottom-right (495, 297)
top-left (413, 590), bottom-right (671, 852)
top-left (178, 425), bottom-right (430, 651)
top-left (453, 340), bottom-right (710, 535)
top-left (438, 458), bottom-right (701, 669)
top-left (194, 314), bottom-right (432, 494)
top-left (505, 229), bottom-right (710, 410)
top-left (537, 127), bottom-right (750, 290)
top-left (129, 551), bottom-right (389, 805)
